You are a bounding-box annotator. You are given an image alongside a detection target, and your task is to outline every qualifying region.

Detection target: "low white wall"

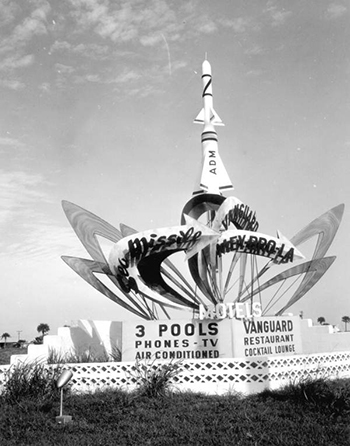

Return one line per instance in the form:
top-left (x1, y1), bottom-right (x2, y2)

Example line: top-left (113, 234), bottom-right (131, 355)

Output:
top-left (11, 320), bottom-right (123, 365)
top-left (10, 344), bottom-right (49, 365)
top-left (300, 319), bottom-right (350, 354)
top-left (3, 351), bottom-right (350, 396)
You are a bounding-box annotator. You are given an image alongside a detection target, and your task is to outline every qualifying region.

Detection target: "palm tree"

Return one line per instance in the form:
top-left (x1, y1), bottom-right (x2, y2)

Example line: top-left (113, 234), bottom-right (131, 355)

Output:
top-left (317, 317), bottom-right (326, 325)
top-left (342, 316), bottom-right (350, 332)
top-left (37, 323), bottom-right (50, 336)
top-left (1, 332), bottom-right (11, 346)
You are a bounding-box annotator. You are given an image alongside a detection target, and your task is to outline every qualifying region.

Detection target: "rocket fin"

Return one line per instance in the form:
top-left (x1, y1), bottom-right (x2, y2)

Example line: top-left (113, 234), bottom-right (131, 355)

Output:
top-left (210, 108), bottom-right (224, 126)
top-left (194, 108), bottom-right (205, 124)
top-left (194, 108), bottom-right (224, 126)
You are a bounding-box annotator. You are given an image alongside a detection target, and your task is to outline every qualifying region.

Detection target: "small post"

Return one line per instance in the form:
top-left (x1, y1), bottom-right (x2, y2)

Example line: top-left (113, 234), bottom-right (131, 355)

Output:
top-left (59, 387), bottom-right (63, 417)
top-left (56, 370), bottom-right (73, 424)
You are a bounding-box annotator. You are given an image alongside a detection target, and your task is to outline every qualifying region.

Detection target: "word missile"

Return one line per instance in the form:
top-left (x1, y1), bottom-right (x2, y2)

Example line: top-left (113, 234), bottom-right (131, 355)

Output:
top-left (193, 59), bottom-right (234, 196)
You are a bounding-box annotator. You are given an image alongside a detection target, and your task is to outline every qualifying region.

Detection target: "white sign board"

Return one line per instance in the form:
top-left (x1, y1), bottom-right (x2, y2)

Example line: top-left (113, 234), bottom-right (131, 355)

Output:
top-left (232, 315), bottom-right (302, 358)
top-left (122, 319), bottom-right (234, 361)
top-left (122, 316), bottom-right (302, 361)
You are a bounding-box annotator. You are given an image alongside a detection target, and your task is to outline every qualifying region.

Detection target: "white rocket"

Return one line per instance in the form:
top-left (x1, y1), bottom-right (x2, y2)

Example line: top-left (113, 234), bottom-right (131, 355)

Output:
top-left (193, 59), bottom-right (234, 196)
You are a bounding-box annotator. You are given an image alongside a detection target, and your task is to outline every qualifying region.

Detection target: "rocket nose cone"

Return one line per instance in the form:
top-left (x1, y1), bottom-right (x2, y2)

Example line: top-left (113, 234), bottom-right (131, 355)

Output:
top-left (202, 59), bottom-right (211, 74)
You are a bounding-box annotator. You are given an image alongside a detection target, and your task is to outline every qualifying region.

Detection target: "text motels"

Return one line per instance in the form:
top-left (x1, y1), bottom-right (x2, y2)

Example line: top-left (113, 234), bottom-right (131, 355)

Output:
top-left (199, 302), bottom-right (262, 320)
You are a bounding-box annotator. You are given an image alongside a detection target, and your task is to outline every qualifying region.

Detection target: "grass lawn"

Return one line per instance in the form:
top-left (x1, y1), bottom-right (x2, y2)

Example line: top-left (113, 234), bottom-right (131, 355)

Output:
top-left (1, 375), bottom-right (350, 445)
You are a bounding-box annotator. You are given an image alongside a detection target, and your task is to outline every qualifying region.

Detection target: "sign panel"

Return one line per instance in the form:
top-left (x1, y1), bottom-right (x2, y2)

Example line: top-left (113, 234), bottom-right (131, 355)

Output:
top-left (232, 316), bottom-right (302, 358)
top-left (122, 316), bottom-right (302, 362)
top-left (122, 319), bottom-right (234, 361)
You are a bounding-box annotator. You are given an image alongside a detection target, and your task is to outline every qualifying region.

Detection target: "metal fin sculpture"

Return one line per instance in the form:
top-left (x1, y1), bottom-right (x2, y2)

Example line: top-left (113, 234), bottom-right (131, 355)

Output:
top-left (107, 215), bottom-right (219, 309)
top-left (62, 197), bottom-right (344, 319)
top-left (62, 201), bottom-right (220, 319)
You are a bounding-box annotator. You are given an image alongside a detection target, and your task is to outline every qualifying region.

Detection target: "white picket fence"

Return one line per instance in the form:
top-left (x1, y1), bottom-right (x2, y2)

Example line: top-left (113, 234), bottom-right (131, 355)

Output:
top-left (1, 351), bottom-right (350, 395)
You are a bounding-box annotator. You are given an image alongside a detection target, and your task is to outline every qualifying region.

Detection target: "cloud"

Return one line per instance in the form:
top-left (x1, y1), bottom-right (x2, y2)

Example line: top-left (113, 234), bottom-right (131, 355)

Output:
top-left (270, 10), bottom-right (292, 26)
top-left (50, 40), bottom-right (72, 52)
top-left (50, 40), bottom-right (109, 61)
top-left (0, 137), bottom-right (26, 150)
top-left (0, 0), bottom-right (19, 26)
top-left (218, 17), bottom-right (258, 33)
top-left (0, 137), bottom-right (32, 167)
top-left (0, 1), bottom-right (50, 91)
top-left (140, 34), bottom-right (163, 47)
top-left (0, 168), bottom-right (82, 263)
top-left (83, 74), bottom-right (102, 82)
top-left (0, 170), bottom-right (51, 225)
top-left (245, 45), bottom-right (265, 56)
top-left (0, 53), bottom-right (34, 90)
top-left (111, 69), bottom-right (141, 84)
top-left (67, 0), bottom-right (136, 41)
top-left (196, 21), bottom-right (217, 34)
top-left (0, 54), bottom-right (34, 71)
top-left (0, 2), bottom-right (271, 96)
top-left (73, 73), bottom-right (103, 84)
top-left (39, 82), bottom-right (51, 94)
top-left (108, 68), bottom-right (161, 98)
top-left (66, 0), bottom-right (188, 45)
top-left (55, 63), bottom-right (75, 75)
top-left (126, 83), bottom-right (163, 98)
top-left (0, 79), bottom-right (25, 90)
top-left (264, 1), bottom-right (292, 27)
top-left (69, 0), bottom-right (110, 29)
top-left (53, 63), bottom-right (76, 88)
top-left (325, 3), bottom-right (347, 19)
top-left (70, 42), bottom-right (109, 58)
top-left (1, 222), bottom-right (82, 262)
top-left (72, 67), bottom-right (141, 88)
top-left (0, 1), bottom-right (51, 54)
top-left (0, 170), bottom-right (50, 244)
top-left (171, 60), bottom-right (187, 71)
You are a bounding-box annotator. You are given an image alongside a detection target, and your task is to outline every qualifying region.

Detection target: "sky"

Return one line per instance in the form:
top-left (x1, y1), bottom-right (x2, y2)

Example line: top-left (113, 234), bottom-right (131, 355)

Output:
top-left (0, 0), bottom-right (349, 342)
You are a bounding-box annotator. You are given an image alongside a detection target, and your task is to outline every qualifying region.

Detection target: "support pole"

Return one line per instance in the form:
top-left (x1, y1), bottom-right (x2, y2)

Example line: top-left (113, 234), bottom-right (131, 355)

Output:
top-left (60, 388), bottom-right (63, 417)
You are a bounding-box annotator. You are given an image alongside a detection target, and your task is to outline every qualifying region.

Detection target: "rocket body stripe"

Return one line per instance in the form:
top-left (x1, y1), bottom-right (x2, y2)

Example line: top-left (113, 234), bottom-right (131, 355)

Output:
top-left (193, 59), bottom-right (233, 196)
top-left (202, 75), bottom-right (212, 97)
top-left (201, 134), bottom-right (218, 142)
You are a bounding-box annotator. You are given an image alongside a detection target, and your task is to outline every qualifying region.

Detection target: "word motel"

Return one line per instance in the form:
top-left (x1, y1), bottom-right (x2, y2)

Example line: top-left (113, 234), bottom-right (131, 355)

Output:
top-left (198, 302), bottom-right (262, 320)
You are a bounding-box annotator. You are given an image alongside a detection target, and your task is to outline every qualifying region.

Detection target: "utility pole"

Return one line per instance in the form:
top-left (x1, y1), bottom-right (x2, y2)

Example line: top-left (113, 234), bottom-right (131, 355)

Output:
top-left (17, 330), bottom-right (22, 342)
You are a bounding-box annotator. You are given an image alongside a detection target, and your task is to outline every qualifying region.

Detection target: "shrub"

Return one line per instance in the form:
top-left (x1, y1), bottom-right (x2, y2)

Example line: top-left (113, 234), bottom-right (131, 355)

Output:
top-left (258, 376), bottom-right (350, 418)
top-left (109, 345), bottom-right (122, 362)
top-left (1, 360), bottom-right (63, 405)
top-left (129, 356), bottom-right (182, 398)
top-left (47, 346), bottom-right (122, 364)
top-left (33, 335), bottom-right (43, 345)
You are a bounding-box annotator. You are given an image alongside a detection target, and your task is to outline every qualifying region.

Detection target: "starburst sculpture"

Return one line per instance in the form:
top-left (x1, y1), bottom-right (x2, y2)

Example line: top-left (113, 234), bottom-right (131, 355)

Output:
top-left (61, 197), bottom-right (343, 320)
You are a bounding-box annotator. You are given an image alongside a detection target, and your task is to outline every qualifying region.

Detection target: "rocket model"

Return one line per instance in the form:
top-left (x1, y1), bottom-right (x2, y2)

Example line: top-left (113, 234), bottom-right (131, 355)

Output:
top-left (193, 59), bottom-right (234, 196)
